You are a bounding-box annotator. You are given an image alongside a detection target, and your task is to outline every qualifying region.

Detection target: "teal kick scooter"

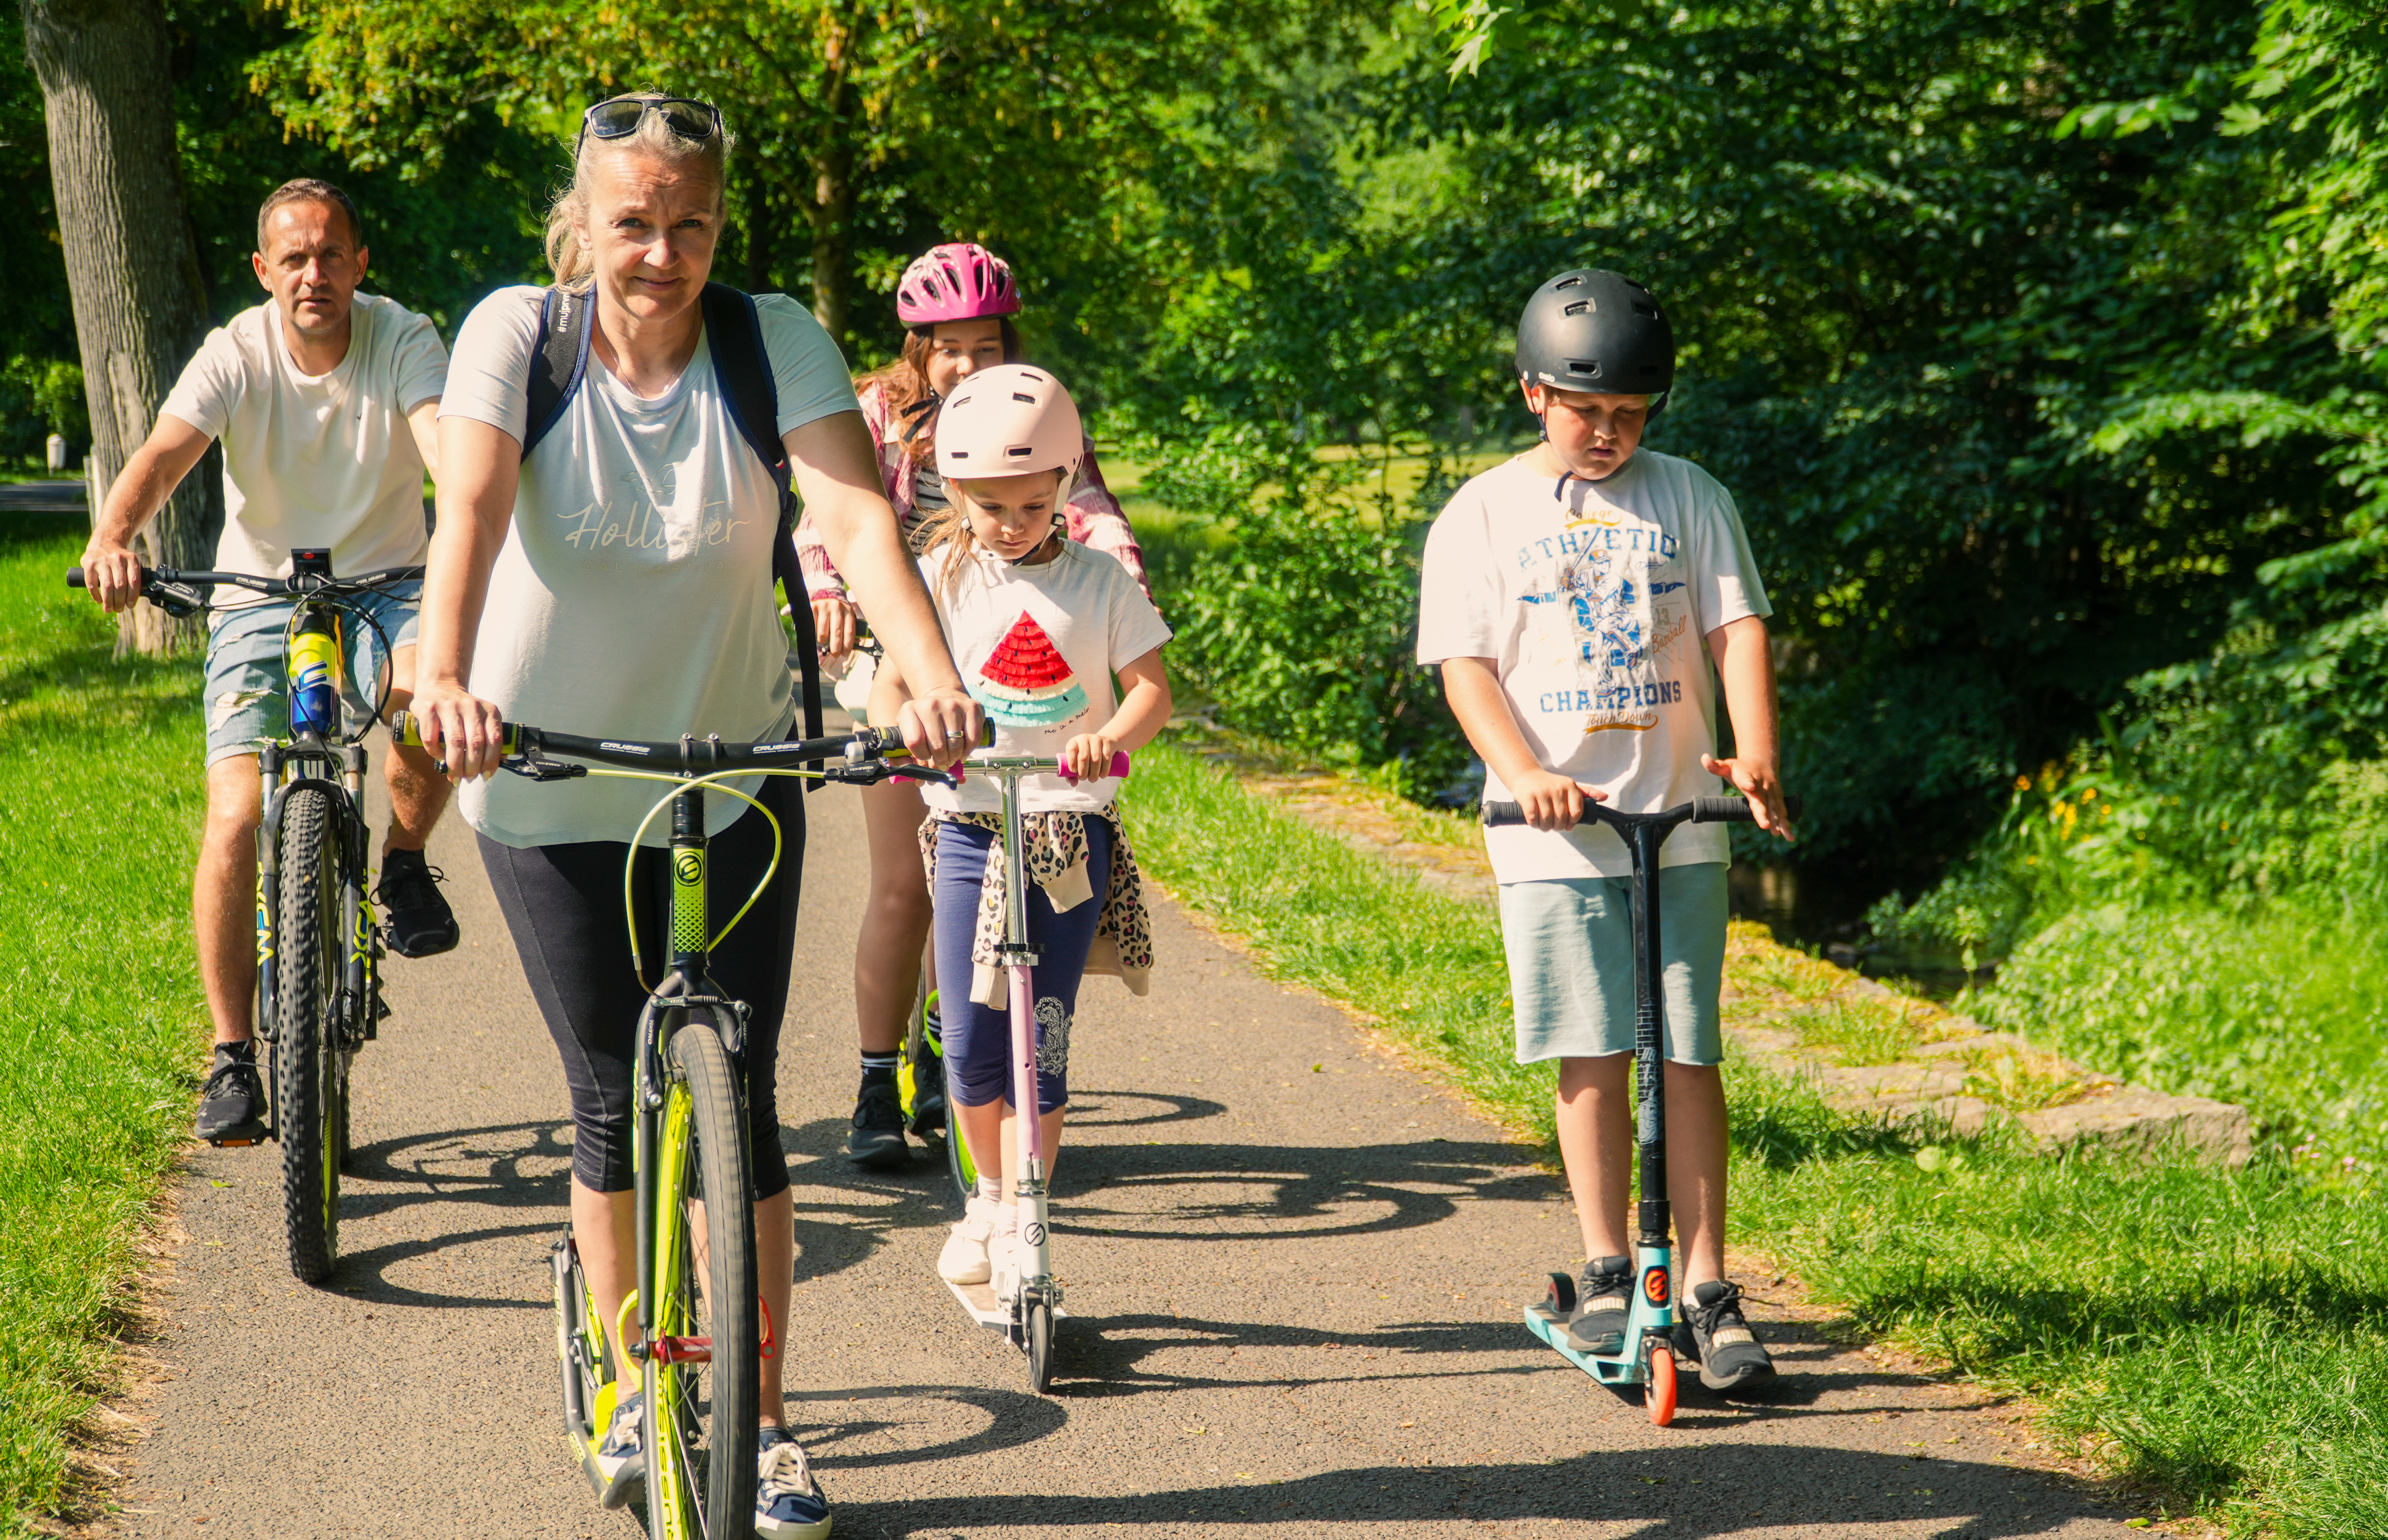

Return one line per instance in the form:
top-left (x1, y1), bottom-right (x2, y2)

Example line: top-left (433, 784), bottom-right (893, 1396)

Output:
top-left (1484, 788), bottom-right (1798, 1425)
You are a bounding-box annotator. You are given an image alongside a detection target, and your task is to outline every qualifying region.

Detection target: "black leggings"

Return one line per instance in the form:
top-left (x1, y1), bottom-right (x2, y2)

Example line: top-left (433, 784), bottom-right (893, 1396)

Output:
top-left (478, 774), bottom-right (802, 1199)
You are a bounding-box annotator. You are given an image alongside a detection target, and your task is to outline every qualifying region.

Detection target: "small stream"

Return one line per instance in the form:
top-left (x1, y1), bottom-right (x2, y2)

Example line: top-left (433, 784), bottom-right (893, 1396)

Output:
top-left (1727, 860), bottom-right (1990, 1002)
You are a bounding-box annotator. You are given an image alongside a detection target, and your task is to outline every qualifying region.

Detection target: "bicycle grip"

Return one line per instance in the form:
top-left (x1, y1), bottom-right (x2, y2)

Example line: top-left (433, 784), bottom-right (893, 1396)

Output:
top-left (1058, 751), bottom-right (1132, 785)
top-left (65, 568), bottom-right (88, 588)
top-left (389, 709), bottom-right (522, 755)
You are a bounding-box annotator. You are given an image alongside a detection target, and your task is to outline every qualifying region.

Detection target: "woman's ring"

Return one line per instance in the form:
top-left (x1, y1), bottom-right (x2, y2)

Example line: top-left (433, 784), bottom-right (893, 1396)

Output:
top-left (945, 728), bottom-right (964, 742)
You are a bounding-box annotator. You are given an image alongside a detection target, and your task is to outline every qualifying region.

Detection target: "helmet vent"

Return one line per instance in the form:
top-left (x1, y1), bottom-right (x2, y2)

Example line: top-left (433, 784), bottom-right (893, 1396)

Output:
top-left (1006, 445), bottom-right (1034, 458)
top-left (1564, 300), bottom-right (1592, 317)
top-left (948, 449), bottom-right (971, 460)
top-left (1011, 392), bottom-right (1040, 404)
top-left (1632, 300), bottom-right (1659, 319)
top-left (1554, 275), bottom-right (1584, 290)
top-left (1567, 360), bottom-right (1601, 378)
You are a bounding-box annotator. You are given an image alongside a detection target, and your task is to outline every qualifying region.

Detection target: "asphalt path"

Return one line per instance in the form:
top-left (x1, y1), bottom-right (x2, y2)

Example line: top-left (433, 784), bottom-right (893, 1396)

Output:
top-left (113, 762), bottom-right (2141, 1539)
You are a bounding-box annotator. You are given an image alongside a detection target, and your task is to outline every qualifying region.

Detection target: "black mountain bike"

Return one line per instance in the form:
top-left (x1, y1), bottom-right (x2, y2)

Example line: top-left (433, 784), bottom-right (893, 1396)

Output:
top-left (71, 552), bottom-right (422, 1283)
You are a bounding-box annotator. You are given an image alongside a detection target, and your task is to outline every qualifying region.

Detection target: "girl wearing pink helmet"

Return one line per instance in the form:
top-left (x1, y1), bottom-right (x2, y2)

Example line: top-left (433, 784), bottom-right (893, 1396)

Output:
top-left (797, 242), bottom-right (1154, 1171)
top-left (874, 363), bottom-right (1171, 1298)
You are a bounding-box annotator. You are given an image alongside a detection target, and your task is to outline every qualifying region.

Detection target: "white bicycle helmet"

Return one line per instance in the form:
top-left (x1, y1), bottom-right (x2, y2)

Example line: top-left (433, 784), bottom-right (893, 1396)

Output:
top-left (933, 364), bottom-right (1084, 488)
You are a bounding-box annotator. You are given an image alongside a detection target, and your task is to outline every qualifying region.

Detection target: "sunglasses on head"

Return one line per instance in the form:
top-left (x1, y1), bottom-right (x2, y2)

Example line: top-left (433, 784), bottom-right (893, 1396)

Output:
top-left (577, 96), bottom-right (723, 153)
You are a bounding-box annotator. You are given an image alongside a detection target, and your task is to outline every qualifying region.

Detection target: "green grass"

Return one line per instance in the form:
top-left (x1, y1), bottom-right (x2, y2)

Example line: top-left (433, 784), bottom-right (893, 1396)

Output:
top-left (0, 517), bottom-right (208, 1532)
top-left (1973, 896), bottom-right (2388, 1164)
top-left (1120, 737), bottom-right (2388, 1537)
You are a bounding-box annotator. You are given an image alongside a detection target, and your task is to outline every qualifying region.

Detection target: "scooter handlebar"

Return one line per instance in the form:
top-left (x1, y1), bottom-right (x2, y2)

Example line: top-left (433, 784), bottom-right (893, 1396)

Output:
top-left (1480, 793), bottom-right (1802, 828)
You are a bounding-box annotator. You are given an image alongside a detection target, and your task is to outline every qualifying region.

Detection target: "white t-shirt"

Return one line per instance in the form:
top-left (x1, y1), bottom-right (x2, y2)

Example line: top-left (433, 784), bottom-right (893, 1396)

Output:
top-left (439, 286), bottom-right (860, 848)
top-left (159, 294), bottom-right (447, 603)
top-left (917, 540), bottom-right (1172, 816)
top-left (1416, 449), bottom-right (1772, 881)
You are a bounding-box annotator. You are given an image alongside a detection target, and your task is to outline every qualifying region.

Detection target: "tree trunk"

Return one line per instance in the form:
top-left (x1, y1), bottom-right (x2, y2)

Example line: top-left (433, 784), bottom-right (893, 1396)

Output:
top-left (807, 145), bottom-right (854, 346)
top-left (23, 0), bottom-right (219, 655)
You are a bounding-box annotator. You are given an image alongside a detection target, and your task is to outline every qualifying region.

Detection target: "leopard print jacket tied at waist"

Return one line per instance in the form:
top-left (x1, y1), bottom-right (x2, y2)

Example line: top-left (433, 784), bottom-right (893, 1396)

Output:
top-left (918, 804), bottom-right (1154, 1010)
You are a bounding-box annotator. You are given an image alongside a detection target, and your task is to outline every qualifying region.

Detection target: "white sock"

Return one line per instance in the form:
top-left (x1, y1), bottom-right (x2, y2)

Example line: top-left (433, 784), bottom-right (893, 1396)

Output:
top-left (977, 1173), bottom-right (1002, 1203)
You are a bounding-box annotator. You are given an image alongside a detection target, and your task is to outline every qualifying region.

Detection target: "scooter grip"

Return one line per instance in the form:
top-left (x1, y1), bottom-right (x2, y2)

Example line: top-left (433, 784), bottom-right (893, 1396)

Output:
top-left (1692, 793), bottom-right (1806, 822)
top-left (1481, 801), bottom-right (1525, 827)
top-left (65, 568), bottom-right (88, 588)
top-left (1057, 751), bottom-right (1132, 785)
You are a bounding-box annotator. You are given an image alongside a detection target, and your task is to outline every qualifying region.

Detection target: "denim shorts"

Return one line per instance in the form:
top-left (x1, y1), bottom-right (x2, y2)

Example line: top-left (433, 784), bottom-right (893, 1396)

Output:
top-left (1498, 862), bottom-right (1728, 1066)
top-left (201, 582), bottom-right (420, 765)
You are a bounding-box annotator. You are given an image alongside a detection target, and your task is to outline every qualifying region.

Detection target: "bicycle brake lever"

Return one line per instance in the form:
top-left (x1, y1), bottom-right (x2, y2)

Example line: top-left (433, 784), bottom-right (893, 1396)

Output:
top-left (150, 580), bottom-right (207, 618)
top-left (501, 754), bottom-right (588, 782)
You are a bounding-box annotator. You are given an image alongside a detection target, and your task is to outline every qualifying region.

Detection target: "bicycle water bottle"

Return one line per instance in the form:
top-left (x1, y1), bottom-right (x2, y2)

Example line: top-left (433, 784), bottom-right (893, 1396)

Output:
top-left (288, 611), bottom-right (342, 738)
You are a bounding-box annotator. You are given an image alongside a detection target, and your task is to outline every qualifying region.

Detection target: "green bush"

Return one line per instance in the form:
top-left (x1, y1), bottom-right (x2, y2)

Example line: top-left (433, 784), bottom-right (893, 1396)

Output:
top-left (1144, 430), bottom-right (1472, 796)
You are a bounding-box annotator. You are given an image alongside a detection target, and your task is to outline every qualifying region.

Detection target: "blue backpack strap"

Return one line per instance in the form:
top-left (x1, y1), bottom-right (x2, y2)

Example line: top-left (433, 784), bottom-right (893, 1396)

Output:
top-left (520, 286), bottom-right (593, 460)
top-left (700, 283), bottom-right (826, 757)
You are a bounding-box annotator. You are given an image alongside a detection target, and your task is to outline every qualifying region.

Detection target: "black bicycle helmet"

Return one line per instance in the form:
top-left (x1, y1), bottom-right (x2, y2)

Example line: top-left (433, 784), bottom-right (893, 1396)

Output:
top-left (1515, 269), bottom-right (1675, 421)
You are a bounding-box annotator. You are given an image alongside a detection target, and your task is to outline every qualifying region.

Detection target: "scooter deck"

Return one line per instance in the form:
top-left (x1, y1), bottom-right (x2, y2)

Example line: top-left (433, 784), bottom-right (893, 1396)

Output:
top-left (1524, 1302), bottom-right (1645, 1386)
top-left (946, 1277), bottom-right (1069, 1330)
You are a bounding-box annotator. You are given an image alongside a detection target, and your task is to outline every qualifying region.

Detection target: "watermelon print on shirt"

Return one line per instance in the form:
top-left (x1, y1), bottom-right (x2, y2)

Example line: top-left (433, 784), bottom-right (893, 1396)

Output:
top-left (971, 611), bottom-right (1092, 729)
top-left (914, 541), bottom-right (1173, 817)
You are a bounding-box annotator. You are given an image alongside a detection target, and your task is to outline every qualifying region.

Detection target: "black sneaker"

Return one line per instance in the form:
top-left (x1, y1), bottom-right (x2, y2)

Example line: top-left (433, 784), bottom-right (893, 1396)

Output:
top-left (1673, 1279), bottom-right (1778, 1392)
top-left (196, 1041), bottom-right (267, 1145)
top-left (1563, 1255), bottom-right (1634, 1356)
top-left (846, 1077), bottom-right (908, 1170)
top-left (377, 847), bottom-right (459, 958)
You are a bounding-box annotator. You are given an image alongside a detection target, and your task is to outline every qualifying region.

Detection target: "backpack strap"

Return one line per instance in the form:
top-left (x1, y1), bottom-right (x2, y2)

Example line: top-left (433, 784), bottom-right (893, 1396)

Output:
top-left (520, 282), bottom-right (828, 773)
top-left (700, 283), bottom-right (827, 767)
top-left (521, 286), bottom-right (593, 461)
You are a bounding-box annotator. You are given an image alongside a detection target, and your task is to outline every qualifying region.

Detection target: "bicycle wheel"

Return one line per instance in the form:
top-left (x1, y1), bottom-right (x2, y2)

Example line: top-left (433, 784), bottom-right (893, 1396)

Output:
top-left (276, 784), bottom-right (342, 1283)
top-left (646, 1017), bottom-right (760, 1540)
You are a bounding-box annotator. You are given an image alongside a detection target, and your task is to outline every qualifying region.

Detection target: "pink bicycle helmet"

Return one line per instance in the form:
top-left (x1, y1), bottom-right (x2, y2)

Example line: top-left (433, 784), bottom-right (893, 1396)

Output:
top-left (895, 241), bottom-right (1021, 325)
top-left (934, 365), bottom-right (1083, 485)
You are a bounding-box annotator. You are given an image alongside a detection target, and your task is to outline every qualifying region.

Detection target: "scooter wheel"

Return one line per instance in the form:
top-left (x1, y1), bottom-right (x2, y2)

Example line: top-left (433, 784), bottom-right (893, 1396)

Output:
top-left (1645, 1340), bottom-right (1678, 1427)
top-left (1025, 1296), bottom-right (1054, 1394)
top-left (1546, 1271), bottom-right (1576, 1314)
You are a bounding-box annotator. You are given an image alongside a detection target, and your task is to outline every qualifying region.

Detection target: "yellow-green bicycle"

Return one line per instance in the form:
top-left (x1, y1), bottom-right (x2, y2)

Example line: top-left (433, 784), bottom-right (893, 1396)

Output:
top-left (397, 709), bottom-right (951, 1538)
top-left (72, 552), bottom-right (419, 1284)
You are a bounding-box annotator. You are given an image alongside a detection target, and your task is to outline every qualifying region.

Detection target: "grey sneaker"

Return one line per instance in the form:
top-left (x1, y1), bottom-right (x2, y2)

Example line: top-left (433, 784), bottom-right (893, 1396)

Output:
top-left (1563, 1255), bottom-right (1634, 1356)
top-left (1673, 1279), bottom-right (1778, 1392)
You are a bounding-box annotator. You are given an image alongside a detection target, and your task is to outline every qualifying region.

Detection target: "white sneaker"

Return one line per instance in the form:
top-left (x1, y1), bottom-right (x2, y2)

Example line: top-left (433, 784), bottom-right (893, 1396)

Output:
top-left (989, 1211), bottom-right (1023, 1304)
top-left (938, 1196), bottom-right (997, 1284)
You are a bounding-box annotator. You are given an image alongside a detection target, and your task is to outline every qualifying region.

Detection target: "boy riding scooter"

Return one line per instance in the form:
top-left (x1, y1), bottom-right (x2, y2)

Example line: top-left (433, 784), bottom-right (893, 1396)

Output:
top-left (1417, 268), bottom-right (1793, 1394)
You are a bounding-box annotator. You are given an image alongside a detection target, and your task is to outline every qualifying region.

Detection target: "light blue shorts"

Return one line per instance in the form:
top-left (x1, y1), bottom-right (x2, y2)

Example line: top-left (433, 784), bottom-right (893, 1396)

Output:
top-left (201, 582), bottom-right (420, 765)
top-left (1499, 862), bottom-right (1728, 1066)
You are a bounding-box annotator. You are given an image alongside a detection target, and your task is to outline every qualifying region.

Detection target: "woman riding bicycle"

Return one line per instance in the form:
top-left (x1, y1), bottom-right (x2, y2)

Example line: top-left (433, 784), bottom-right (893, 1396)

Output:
top-left (408, 93), bottom-right (979, 1540)
top-left (796, 241), bottom-right (1154, 1169)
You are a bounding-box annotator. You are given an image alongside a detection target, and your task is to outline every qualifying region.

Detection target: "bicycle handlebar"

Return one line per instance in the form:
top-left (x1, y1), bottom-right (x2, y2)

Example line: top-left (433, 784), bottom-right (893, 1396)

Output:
top-left (389, 710), bottom-right (993, 777)
top-left (67, 563), bottom-right (426, 616)
top-left (1481, 792), bottom-right (1803, 829)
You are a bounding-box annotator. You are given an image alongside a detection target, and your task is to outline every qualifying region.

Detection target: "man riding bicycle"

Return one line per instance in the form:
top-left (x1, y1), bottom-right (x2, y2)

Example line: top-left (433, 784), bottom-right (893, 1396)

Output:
top-left (76, 178), bottom-right (460, 1147)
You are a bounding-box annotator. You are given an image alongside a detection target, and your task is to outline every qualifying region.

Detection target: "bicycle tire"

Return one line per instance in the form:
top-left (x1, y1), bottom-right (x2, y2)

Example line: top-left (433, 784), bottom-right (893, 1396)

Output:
top-left (276, 785), bottom-right (342, 1283)
top-left (646, 1017), bottom-right (760, 1540)
top-left (944, 1087), bottom-right (980, 1213)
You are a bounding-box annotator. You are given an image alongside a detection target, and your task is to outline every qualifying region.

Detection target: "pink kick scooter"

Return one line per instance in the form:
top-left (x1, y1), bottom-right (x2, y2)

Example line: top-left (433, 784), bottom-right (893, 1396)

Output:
top-left (941, 748), bottom-right (1130, 1393)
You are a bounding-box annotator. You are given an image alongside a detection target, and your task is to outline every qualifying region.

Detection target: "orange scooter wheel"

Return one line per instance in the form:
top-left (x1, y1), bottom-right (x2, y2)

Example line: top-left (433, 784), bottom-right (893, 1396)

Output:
top-left (1645, 1340), bottom-right (1678, 1426)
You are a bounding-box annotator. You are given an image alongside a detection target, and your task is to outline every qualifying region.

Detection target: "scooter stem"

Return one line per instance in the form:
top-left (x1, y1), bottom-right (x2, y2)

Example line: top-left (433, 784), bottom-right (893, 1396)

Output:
top-left (1631, 823), bottom-right (1670, 1251)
